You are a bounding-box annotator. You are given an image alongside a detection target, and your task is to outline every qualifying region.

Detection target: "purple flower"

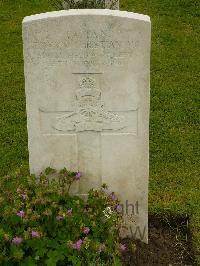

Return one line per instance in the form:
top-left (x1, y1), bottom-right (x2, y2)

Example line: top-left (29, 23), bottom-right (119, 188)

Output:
top-left (72, 239), bottom-right (83, 251)
top-left (12, 237), bottom-right (23, 245)
top-left (110, 192), bottom-right (117, 201)
top-left (119, 244), bottom-right (127, 252)
top-left (56, 215), bottom-right (64, 221)
top-left (31, 230), bottom-right (40, 238)
top-left (116, 204), bottom-right (123, 213)
top-left (75, 172), bottom-right (81, 180)
top-left (16, 210), bottom-right (25, 218)
top-left (82, 227), bottom-right (90, 235)
top-left (67, 208), bottom-right (72, 216)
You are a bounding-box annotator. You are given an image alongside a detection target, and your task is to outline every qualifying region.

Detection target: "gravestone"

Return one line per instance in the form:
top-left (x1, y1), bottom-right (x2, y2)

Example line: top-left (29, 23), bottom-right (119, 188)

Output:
top-left (23, 9), bottom-right (151, 243)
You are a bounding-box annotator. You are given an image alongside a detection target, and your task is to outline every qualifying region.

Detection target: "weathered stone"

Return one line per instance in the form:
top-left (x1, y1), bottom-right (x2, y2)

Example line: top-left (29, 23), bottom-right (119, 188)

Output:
top-left (23, 9), bottom-right (151, 242)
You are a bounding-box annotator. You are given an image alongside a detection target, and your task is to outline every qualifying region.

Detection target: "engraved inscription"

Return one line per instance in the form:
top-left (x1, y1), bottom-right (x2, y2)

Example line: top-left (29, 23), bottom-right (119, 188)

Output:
top-left (24, 26), bottom-right (138, 68)
top-left (54, 77), bottom-right (125, 132)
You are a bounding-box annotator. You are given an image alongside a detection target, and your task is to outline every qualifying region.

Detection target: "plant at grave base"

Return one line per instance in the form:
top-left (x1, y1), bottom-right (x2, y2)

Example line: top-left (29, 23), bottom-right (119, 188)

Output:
top-left (50, 0), bottom-right (118, 10)
top-left (0, 167), bottom-right (130, 265)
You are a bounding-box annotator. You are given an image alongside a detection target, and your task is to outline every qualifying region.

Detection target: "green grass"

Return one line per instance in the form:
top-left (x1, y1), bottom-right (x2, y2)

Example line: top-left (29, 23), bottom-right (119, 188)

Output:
top-left (0, 0), bottom-right (199, 262)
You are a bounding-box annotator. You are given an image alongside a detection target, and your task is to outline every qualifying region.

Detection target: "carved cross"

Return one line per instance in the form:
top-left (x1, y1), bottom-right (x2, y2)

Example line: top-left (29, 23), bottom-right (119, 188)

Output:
top-left (39, 73), bottom-right (138, 196)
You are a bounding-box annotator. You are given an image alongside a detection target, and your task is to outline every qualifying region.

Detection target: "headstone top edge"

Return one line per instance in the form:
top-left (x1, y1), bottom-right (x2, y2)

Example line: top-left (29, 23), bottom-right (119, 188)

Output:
top-left (22, 9), bottom-right (150, 24)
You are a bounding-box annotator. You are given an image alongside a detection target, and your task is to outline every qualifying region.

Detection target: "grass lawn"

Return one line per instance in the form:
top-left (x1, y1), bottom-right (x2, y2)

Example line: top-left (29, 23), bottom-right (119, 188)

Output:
top-left (0, 0), bottom-right (199, 263)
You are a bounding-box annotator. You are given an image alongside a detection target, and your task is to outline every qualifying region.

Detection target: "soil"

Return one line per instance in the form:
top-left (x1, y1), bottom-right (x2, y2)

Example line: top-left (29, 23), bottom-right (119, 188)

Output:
top-left (121, 215), bottom-right (196, 266)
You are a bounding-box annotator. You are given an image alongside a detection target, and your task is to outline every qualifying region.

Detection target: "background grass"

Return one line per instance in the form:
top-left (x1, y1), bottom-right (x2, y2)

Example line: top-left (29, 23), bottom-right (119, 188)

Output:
top-left (0, 0), bottom-right (199, 262)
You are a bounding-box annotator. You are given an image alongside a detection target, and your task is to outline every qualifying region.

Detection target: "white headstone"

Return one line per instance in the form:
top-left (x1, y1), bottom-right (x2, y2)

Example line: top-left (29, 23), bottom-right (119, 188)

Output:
top-left (23, 9), bottom-right (151, 243)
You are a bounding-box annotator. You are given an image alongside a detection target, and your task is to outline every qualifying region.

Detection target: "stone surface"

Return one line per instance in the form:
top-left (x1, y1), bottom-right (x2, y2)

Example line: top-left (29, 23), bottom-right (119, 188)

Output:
top-left (23, 9), bottom-right (151, 243)
top-left (62, 0), bottom-right (119, 10)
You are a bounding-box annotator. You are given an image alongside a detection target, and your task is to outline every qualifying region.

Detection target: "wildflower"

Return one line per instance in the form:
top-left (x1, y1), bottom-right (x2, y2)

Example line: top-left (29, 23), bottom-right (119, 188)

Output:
top-left (82, 227), bottom-right (90, 235)
top-left (119, 243), bottom-right (127, 252)
top-left (56, 215), bottom-right (64, 221)
top-left (16, 210), bottom-right (25, 218)
top-left (72, 239), bottom-right (83, 251)
top-left (116, 204), bottom-right (123, 213)
top-left (74, 172), bottom-right (81, 180)
top-left (110, 192), bottom-right (117, 201)
top-left (12, 237), bottom-right (23, 245)
top-left (31, 230), bottom-right (40, 238)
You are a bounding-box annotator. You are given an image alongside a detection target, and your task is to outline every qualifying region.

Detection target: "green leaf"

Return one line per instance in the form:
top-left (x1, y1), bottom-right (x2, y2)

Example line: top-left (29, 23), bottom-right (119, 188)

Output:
top-left (35, 247), bottom-right (47, 257)
top-left (21, 256), bottom-right (36, 266)
top-left (46, 257), bottom-right (58, 266)
top-left (45, 167), bottom-right (56, 175)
